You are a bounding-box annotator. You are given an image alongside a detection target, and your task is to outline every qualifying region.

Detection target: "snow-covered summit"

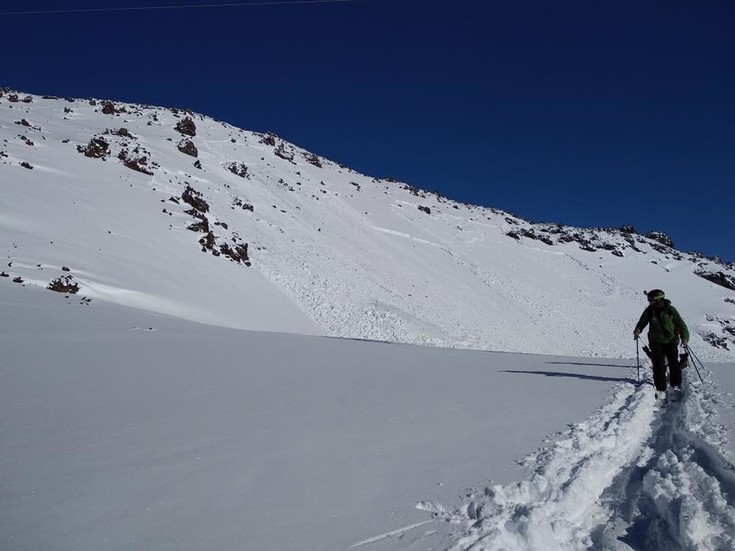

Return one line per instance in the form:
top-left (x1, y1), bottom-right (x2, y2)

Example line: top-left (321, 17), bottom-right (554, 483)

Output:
top-left (2, 89), bottom-right (734, 359)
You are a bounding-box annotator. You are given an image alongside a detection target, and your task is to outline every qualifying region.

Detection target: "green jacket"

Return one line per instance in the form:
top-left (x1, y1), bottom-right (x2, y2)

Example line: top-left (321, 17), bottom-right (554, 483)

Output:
top-left (635, 299), bottom-right (689, 344)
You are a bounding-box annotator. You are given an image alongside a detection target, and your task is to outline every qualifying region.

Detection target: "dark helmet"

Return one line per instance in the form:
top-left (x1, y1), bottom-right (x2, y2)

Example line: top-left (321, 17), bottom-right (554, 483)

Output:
top-left (647, 289), bottom-right (665, 303)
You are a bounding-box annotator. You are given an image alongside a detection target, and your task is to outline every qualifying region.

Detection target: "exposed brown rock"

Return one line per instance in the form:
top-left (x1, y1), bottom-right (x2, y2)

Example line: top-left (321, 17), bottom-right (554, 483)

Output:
top-left (175, 116), bottom-right (197, 136)
top-left (177, 139), bottom-right (198, 157)
top-left (47, 275), bottom-right (79, 294)
top-left (78, 137), bottom-right (110, 159)
top-left (181, 185), bottom-right (209, 212)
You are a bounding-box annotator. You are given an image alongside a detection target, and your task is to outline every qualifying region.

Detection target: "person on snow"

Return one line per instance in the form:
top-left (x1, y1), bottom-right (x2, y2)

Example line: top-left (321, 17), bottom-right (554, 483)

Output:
top-left (633, 289), bottom-right (689, 400)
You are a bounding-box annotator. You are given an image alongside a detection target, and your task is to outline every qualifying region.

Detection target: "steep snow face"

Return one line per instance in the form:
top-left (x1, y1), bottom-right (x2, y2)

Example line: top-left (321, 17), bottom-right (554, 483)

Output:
top-left (2, 90), bottom-right (734, 358)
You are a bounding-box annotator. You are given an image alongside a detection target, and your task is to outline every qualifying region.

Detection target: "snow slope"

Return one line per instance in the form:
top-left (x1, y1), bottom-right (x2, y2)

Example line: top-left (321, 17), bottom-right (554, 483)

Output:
top-left (2, 90), bottom-right (735, 360)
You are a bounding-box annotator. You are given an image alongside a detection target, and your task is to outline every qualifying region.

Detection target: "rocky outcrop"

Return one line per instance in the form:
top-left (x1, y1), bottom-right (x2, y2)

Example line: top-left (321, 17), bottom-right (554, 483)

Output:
top-left (182, 185), bottom-right (210, 213)
top-left (695, 270), bottom-right (735, 291)
top-left (175, 116), bottom-right (197, 137)
top-left (305, 153), bottom-right (323, 168)
top-left (77, 137), bottom-right (110, 159)
top-left (260, 132), bottom-right (277, 146)
top-left (274, 144), bottom-right (294, 161)
top-left (177, 139), bottom-right (198, 157)
top-left (225, 162), bottom-right (249, 178)
top-left (47, 275), bottom-right (80, 294)
top-left (117, 149), bottom-right (153, 175)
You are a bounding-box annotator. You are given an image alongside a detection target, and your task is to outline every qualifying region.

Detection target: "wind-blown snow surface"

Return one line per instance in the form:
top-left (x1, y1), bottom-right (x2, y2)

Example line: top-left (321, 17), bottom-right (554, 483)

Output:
top-left (2, 283), bottom-right (735, 551)
top-left (2, 91), bottom-right (735, 360)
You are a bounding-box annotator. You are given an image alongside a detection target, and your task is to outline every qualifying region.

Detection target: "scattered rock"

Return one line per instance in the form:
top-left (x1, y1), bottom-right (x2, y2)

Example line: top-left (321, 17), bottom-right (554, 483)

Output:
top-left (305, 153), bottom-right (323, 168)
top-left (106, 127), bottom-right (134, 138)
top-left (418, 205), bottom-right (431, 215)
top-left (187, 214), bottom-right (210, 233)
top-left (703, 332), bottom-right (730, 350)
top-left (47, 275), bottom-right (80, 294)
top-left (645, 231), bottom-right (674, 249)
top-left (225, 162), bottom-right (249, 178)
top-left (177, 139), bottom-right (198, 157)
top-left (12, 276), bottom-right (23, 283)
top-left (695, 270), bottom-right (735, 291)
top-left (506, 228), bottom-right (554, 246)
top-left (101, 101), bottom-right (116, 114)
top-left (274, 144), bottom-right (294, 161)
top-left (175, 116), bottom-right (197, 136)
top-left (20, 161), bottom-right (33, 169)
top-left (199, 231), bottom-right (216, 252)
top-left (233, 198), bottom-right (254, 211)
top-left (77, 137), bottom-right (110, 159)
top-left (219, 242), bottom-right (251, 265)
top-left (117, 149), bottom-right (154, 175)
top-left (182, 185), bottom-right (209, 212)
top-left (260, 132), bottom-right (277, 146)
top-left (404, 184), bottom-right (426, 198)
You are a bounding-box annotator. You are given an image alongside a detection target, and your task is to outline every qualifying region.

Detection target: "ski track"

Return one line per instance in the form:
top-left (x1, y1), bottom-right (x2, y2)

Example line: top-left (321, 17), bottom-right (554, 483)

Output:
top-left (417, 368), bottom-right (735, 551)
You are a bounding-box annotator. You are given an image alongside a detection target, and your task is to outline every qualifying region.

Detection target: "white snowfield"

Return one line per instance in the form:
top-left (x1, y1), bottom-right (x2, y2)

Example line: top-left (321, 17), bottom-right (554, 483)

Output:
top-left (2, 91), bottom-right (735, 550)
top-left (2, 283), bottom-right (734, 551)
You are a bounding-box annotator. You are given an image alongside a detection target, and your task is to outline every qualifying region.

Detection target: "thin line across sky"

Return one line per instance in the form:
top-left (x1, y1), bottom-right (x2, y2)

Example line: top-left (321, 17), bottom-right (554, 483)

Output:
top-left (0, 0), bottom-right (362, 16)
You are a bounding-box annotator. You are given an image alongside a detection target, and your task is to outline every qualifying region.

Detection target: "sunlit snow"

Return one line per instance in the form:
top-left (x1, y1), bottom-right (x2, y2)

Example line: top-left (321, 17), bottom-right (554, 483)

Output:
top-left (2, 91), bottom-right (735, 550)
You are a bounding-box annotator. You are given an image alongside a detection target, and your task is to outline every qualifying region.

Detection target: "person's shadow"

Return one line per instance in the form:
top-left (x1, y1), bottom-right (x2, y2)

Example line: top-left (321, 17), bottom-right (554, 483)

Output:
top-left (501, 370), bottom-right (637, 384)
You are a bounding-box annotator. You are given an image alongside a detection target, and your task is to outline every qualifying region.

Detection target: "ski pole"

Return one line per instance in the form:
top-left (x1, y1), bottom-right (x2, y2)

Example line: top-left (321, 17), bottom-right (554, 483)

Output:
top-left (684, 345), bottom-right (705, 384)
top-left (635, 338), bottom-right (641, 383)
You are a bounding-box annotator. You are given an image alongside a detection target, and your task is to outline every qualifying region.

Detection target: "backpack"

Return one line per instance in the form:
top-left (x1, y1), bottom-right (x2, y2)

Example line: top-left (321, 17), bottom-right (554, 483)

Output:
top-left (646, 302), bottom-right (679, 343)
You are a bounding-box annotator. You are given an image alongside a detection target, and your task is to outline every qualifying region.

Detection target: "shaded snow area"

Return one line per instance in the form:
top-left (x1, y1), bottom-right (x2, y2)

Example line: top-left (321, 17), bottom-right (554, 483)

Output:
top-left (2, 92), bottom-right (735, 361)
top-left (2, 283), bottom-right (735, 551)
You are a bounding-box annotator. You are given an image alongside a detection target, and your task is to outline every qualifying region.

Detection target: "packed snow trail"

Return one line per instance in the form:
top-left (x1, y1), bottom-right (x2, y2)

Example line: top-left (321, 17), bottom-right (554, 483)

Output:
top-left (418, 369), bottom-right (735, 551)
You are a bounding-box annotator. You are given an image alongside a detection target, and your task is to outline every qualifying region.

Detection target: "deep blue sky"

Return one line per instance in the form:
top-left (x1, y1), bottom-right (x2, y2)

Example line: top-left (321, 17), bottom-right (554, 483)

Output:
top-left (2, 0), bottom-right (733, 261)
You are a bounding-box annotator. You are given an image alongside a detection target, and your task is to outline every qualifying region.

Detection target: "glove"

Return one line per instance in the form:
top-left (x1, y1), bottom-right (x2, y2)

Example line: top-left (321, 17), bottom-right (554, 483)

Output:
top-left (633, 329), bottom-right (640, 340)
top-left (681, 340), bottom-right (688, 348)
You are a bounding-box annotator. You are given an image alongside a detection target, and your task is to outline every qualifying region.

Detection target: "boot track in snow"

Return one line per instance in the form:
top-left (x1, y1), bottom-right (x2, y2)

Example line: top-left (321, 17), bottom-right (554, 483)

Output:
top-left (417, 369), bottom-right (735, 551)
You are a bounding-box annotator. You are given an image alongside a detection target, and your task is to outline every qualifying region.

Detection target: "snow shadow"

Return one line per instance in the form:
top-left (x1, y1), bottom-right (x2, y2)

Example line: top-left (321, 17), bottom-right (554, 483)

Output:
top-left (502, 369), bottom-right (636, 384)
top-left (546, 361), bottom-right (633, 368)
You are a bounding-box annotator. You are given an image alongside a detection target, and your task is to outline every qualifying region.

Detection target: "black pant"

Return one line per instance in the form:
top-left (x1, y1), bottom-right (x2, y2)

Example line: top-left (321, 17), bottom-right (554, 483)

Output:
top-left (649, 341), bottom-right (682, 391)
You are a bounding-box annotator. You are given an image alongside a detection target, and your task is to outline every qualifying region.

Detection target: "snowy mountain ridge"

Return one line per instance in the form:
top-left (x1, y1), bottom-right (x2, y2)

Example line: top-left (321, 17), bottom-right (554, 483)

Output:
top-left (2, 88), bottom-right (735, 360)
